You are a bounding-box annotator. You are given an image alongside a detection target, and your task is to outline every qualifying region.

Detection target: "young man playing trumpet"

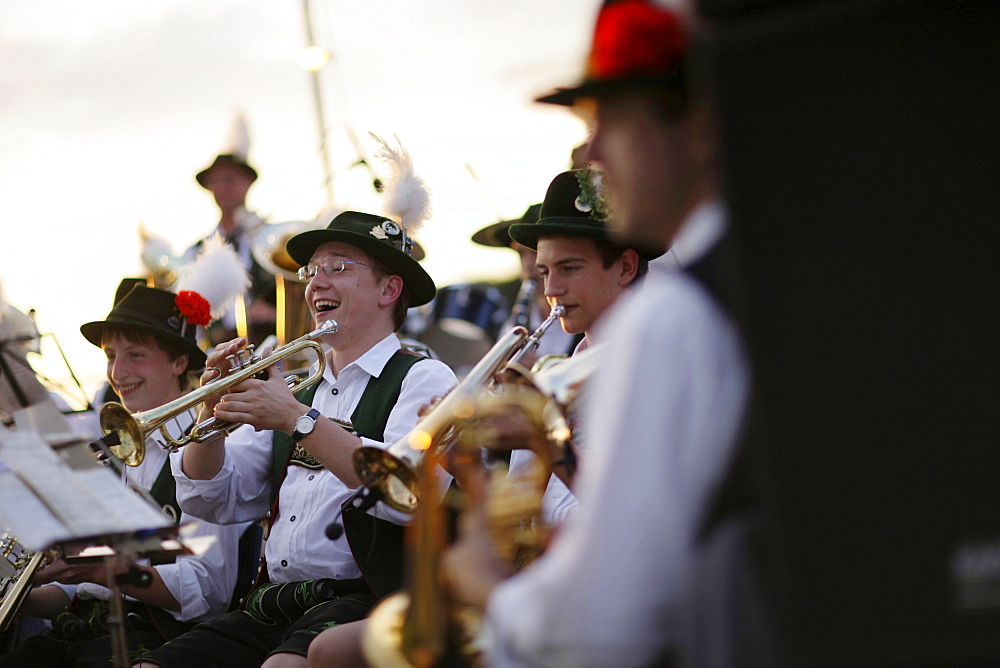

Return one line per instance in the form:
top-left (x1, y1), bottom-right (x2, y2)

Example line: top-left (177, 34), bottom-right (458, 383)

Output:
top-left (0, 282), bottom-right (247, 668)
top-left (500, 167), bottom-right (650, 512)
top-left (136, 207), bottom-right (457, 668)
top-left (303, 169), bottom-right (653, 667)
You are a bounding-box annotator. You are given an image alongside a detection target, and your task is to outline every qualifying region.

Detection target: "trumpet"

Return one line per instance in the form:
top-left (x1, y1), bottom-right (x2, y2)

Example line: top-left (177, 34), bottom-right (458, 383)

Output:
top-left (100, 320), bottom-right (338, 466)
top-left (352, 305), bottom-right (566, 513)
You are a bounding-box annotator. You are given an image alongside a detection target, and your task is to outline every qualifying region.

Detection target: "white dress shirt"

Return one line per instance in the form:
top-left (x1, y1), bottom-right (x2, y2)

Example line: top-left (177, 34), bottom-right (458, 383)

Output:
top-left (172, 333), bottom-right (457, 583)
top-left (485, 202), bottom-right (750, 666)
top-left (69, 411), bottom-right (247, 622)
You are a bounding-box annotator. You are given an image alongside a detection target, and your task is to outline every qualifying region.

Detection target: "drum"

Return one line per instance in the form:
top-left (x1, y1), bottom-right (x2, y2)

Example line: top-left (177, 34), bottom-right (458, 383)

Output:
top-left (430, 284), bottom-right (509, 342)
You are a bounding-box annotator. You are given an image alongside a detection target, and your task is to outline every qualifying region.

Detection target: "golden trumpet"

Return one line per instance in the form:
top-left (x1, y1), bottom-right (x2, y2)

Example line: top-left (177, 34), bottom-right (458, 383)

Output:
top-left (352, 305), bottom-right (566, 513)
top-left (100, 319), bottom-right (337, 466)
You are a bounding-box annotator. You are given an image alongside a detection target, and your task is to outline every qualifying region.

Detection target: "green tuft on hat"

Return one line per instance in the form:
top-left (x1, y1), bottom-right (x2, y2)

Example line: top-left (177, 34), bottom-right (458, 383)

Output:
top-left (509, 170), bottom-right (614, 251)
top-left (471, 204), bottom-right (542, 249)
top-left (81, 282), bottom-right (207, 370)
top-left (285, 211), bottom-right (436, 307)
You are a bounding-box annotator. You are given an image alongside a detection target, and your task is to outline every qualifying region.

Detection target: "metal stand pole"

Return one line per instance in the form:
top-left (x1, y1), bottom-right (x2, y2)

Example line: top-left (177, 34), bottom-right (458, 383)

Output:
top-left (103, 552), bottom-right (131, 668)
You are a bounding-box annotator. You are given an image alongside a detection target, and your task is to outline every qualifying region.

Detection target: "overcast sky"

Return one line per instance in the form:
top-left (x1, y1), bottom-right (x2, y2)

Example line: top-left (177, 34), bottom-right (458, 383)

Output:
top-left (1, 0), bottom-right (600, 398)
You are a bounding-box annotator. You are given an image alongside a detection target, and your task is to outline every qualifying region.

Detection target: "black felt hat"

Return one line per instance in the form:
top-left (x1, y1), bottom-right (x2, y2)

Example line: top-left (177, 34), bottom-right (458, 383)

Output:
top-left (81, 283), bottom-right (207, 371)
top-left (285, 211), bottom-right (436, 307)
top-left (536, 0), bottom-right (689, 107)
top-left (509, 170), bottom-right (614, 251)
top-left (113, 277), bottom-right (148, 306)
top-left (471, 204), bottom-right (542, 249)
top-left (195, 154), bottom-right (258, 189)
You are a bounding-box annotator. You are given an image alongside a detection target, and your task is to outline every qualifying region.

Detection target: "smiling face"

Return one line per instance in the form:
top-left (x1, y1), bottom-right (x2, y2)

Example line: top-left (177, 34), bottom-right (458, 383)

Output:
top-left (102, 332), bottom-right (188, 413)
top-left (303, 241), bottom-right (401, 345)
top-left (536, 235), bottom-right (636, 336)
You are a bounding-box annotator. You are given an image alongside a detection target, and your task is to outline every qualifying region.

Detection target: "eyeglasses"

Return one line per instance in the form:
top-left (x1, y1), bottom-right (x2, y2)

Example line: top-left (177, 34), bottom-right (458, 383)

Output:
top-left (297, 260), bottom-right (379, 281)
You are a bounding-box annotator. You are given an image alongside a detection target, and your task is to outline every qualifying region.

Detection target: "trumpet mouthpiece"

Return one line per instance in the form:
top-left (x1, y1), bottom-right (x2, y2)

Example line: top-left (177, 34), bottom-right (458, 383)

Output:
top-left (312, 319), bottom-right (339, 337)
top-left (551, 304), bottom-right (567, 317)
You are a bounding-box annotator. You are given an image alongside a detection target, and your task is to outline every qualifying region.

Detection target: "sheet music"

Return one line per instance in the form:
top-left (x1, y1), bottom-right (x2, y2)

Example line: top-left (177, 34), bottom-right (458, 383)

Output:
top-left (0, 428), bottom-right (170, 552)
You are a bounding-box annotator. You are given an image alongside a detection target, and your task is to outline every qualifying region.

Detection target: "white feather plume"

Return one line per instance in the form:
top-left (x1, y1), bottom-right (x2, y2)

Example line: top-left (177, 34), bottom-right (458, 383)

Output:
top-left (174, 236), bottom-right (250, 321)
top-left (370, 132), bottom-right (431, 234)
top-left (223, 111), bottom-right (251, 160)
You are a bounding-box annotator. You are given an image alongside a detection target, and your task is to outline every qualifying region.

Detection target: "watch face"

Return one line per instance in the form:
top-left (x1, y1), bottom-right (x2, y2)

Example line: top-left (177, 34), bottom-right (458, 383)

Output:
top-left (296, 415), bottom-right (315, 434)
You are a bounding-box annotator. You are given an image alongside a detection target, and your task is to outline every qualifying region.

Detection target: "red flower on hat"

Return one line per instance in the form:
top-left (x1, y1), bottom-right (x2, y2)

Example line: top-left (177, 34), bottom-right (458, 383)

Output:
top-left (588, 0), bottom-right (688, 81)
top-left (175, 291), bottom-right (211, 326)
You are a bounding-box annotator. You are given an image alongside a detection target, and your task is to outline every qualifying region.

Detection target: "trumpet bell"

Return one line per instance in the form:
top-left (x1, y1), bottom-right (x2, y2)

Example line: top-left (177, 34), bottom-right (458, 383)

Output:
top-left (99, 401), bottom-right (145, 466)
top-left (353, 326), bottom-right (529, 513)
top-left (98, 320), bottom-right (335, 466)
top-left (251, 220), bottom-right (329, 282)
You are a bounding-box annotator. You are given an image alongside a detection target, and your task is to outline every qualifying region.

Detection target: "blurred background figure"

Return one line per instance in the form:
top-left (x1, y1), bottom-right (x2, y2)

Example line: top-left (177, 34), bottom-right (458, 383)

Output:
top-left (185, 113), bottom-right (277, 346)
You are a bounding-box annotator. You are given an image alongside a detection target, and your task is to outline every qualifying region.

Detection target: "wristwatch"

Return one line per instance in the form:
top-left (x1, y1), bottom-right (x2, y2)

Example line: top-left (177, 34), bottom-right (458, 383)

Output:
top-left (291, 408), bottom-right (321, 444)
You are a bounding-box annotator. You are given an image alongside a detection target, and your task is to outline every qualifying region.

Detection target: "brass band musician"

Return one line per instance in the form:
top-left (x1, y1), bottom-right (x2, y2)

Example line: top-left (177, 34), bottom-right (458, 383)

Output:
top-left (0, 282), bottom-right (248, 667)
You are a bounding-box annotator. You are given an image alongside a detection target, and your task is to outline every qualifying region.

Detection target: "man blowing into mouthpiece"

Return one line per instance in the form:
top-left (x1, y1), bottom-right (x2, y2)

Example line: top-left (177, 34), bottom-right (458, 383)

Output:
top-left (136, 209), bottom-right (456, 668)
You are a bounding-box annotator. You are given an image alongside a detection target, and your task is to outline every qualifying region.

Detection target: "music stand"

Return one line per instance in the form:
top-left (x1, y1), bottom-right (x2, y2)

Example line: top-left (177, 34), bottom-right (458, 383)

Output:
top-left (0, 402), bottom-right (206, 667)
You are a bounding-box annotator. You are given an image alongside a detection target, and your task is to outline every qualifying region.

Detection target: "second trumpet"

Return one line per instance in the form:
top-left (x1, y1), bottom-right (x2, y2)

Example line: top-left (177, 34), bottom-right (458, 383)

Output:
top-left (100, 319), bottom-right (337, 466)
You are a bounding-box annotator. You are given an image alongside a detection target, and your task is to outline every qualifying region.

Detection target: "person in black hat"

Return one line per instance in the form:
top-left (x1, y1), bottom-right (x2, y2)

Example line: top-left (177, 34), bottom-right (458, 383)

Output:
top-left (186, 116), bottom-right (277, 347)
top-left (470, 203), bottom-right (578, 362)
top-left (137, 140), bottom-right (458, 668)
top-left (474, 168), bottom-right (651, 515)
top-left (441, 2), bottom-right (755, 666)
top-left (509, 168), bottom-right (650, 353)
top-left (2, 282), bottom-right (249, 667)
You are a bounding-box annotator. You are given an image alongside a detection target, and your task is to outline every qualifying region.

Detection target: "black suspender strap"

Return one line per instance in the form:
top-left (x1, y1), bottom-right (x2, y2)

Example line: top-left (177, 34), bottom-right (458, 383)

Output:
top-left (268, 349), bottom-right (426, 598)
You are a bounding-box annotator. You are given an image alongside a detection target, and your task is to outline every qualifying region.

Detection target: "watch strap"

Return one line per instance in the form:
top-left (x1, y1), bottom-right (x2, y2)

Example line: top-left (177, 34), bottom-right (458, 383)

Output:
top-left (291, 407), bottom-right (321, 443)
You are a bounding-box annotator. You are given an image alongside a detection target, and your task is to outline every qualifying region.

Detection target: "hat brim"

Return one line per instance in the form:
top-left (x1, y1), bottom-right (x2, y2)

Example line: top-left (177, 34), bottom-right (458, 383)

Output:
top-left (536, 71), bottom-right (687, 107)
top-left (286, 229), bottom-right (436, 307)
top-left (471, 218), bottom-right (518, 248)
top-left (509, 218), bottom-right (665, 260)
top-left (508, 218), bottom-right (611, 251)
top-left (195, 162), bottom-right (258, 189)
top-left (81, 318), bottom-right (207, 371)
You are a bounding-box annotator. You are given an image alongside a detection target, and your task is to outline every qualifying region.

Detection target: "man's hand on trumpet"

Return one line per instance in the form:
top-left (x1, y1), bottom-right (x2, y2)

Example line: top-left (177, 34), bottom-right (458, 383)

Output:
top-left (200, 335), bottom-right (304, 435)
top-left (198, 336), bottom-right (250, 416)
top-left (212, 363), bottom-right (304, 435)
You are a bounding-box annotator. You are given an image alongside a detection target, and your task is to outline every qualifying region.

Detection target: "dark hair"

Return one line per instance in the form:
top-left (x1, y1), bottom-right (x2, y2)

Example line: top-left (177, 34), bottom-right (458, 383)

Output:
top-left (367, 258), bottom-right (411, 332)
top-left (100, 326), bottom-right (194, 391)
top-left (591, 239), bottom-right (649, 285)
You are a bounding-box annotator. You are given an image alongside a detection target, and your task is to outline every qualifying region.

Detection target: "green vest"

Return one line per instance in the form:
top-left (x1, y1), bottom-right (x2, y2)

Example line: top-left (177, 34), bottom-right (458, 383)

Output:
top-left (270, 349), bottom-right (425, 598)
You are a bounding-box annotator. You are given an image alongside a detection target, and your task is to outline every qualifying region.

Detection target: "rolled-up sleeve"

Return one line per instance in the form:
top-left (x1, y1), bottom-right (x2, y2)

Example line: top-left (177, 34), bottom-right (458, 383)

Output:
top-left (155, 513), bottom-right (249, 621)
top-left (171, 424), bottom-right (274, 525)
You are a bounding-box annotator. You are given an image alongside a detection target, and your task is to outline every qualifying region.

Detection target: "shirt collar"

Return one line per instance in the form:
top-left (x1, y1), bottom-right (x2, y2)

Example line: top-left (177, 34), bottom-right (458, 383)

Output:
top-left (323, 332), bottom-right (403, 382)
top-left (649, 198), bottom-right (728, 276)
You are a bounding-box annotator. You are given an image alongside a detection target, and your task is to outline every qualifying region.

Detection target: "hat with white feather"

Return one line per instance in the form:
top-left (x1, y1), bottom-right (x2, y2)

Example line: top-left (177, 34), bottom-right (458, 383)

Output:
top-left (81, 238), bottom-right (250, 370)
top-left (195, 113), bottom-right (258, 188)
top-left (285, 134), bottom-right (436, 306)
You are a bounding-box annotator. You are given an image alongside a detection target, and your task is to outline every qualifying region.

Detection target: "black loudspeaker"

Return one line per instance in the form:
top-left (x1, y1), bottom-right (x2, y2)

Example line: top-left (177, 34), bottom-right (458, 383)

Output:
top-left (703, 0), bottom-right (1000, 663)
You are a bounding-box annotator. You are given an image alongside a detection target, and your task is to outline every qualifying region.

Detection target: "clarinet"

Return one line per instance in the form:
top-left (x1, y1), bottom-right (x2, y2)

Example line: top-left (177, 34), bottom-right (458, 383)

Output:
top-left (510, 278), bottom-right (537, 330)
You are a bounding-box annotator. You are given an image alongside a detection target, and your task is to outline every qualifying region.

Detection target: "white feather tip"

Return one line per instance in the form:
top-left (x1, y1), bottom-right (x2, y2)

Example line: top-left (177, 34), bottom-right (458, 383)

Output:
top-left (174, 236), bottom-right (250, 321)
top-left (370, 132), bottom-right (431, 234)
